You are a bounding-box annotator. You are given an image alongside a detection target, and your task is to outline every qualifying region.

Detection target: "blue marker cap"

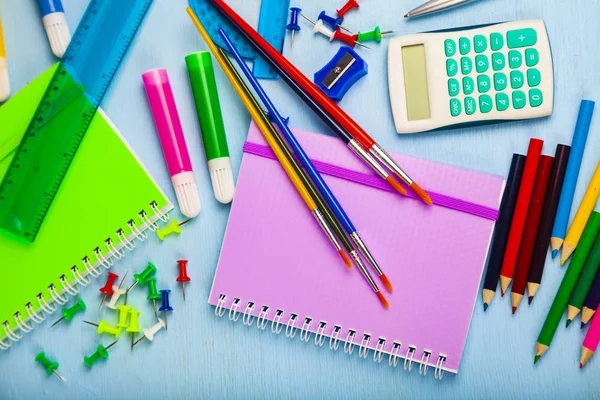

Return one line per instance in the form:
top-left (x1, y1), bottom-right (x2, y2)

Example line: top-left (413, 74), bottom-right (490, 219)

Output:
top-left (36, 0), bottom-right (65, 17)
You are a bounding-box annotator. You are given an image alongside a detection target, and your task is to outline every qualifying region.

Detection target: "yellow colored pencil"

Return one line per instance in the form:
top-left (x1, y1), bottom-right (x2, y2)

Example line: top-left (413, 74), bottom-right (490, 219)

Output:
top-left (0, 18), bottom-right (10, 102)
top-left (562, 162), bottom-right (600, 264)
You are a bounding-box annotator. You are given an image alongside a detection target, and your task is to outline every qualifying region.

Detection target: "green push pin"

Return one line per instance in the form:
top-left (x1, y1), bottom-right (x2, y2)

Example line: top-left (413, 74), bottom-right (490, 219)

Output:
top-left (51, 298), bottom-right (86, 327)
top-left (117, 305), bottom-right (132, 329)
top-left (156, 218), bottom-right (191, 241)
top-left (35, 352), bottom-right (66, 382)
top-left (127, 262), bottom-right (157, 292)
top-left (126, 309), bottom-right (142, 351)
top-left (357, 26), bottom-right (396, 43)
top-left (83, 319), bottom-right (122, 339)
top-left (83, 341), bottom-right (118, 368)
top-left (146, 277), bottom-right (161, 318)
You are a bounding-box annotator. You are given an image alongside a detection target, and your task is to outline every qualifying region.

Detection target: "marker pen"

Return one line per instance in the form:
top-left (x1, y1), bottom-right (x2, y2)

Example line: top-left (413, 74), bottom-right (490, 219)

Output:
top-left (0, 18), bottom-right (9, 102)
top-left (36, 0), bottom-right (71, 58)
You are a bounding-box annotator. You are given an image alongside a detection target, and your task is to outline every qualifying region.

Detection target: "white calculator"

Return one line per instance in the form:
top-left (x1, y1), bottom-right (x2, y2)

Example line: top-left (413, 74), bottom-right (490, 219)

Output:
top-left (388, 20), bottom-right (553, 134)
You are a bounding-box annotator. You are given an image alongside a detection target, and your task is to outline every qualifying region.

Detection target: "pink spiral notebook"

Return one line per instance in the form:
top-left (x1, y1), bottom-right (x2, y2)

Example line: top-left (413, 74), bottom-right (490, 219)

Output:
top-left (209, 123), bottom-right (504, 377)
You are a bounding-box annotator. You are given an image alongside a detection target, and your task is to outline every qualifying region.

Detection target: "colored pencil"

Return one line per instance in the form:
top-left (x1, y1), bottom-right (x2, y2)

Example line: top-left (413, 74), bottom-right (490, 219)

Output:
top-left (551, 100), bottom-right (595, 258)
top-left (499, 138), bottom-right (544, 295)
top-left (204, 0), bottom-right (433, 205)
top-left (482, 154), bottom-right (526, 311)
top-left (566, 231), bottom-right (600, 326)
top-left (562, 162), bottom-right (600, 264)
top-left (580, 304), bottom-right (600, 368)
top-left (535, 212), bottom-right (600, 364)
top-left (527, 145), bottom-right (571, 304)
top-left (511, 155), bottom-right (553, 313)
top-left (582, 269), bottom-right (600, 327)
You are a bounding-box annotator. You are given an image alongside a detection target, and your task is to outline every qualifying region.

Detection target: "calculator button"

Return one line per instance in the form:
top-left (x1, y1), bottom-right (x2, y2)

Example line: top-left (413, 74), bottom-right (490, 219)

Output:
top-left (527, 68), bottom-right (541, 87)
top-left (450, 99), bottom-right (462, 116)
top-left (510, 70), bottom-right (524, 89)
top-left (459, 37), bottom-right (471, 55)
top-left (461, 57), bottom-right (473, 75)
top-left (445, 39), bottom-right (457, 57)
top-left (509, 51), bottom-right (522, 68)
top-left (463, 77), bottom-right (475, 94)
top-left (529, 89), bottom-right (543, 107)
top-left (507, 28), bottom-right (537, 49)
top-left (512, 91), bottom-right (527, 109)
top-left (475, 55), bottom-right (489, 73)
top-left (446, 59), bottom-right (458, 77)
top-left (474, 35), bottom-right (487, 53)
top-left (479, 95), bottom-right (493, 113)
top-left (496, 93), bottom-right (510, 111)
top-left (490, 33), bottom-right (504, 51)
top-left (525, 48), bottom-right (539, 66)
top-left (465, 97), bottom-right (476, 115)
top-left (477, 75), bottom-right (491, 93)
top-left (492, 53), bottom-right (505, 71)
top-left (448, 79), bottom-right (460, 96)
top-left (494, 73), bottom-right (507, 91)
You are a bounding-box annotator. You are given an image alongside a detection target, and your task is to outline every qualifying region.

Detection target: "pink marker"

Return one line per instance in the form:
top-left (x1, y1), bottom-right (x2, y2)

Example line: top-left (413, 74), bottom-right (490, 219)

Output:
top-left (143, 68), bottom-right (201, 218)
top-left (581, 308), bottom-right (600, 368)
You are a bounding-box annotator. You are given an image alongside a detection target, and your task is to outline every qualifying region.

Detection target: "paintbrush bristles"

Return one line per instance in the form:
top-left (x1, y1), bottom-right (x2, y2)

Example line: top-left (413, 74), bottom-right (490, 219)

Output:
top-left (379, 273), bottom-right (393, 293)
top-left (376, 291), bottom-right (389, 309)
top-left (385, 176), bottom-right (407, 196)
top-left (339, 250), bottom-right (352, 269)
top-left (410, 182), bottom-right (432, 205)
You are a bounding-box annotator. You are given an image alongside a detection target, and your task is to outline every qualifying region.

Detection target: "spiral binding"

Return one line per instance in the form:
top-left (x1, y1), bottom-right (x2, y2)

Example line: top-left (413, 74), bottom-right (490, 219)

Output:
top-left (214, 294), bottom-right (450, 380)
top-left (0, 201), bottom-right (169, 350)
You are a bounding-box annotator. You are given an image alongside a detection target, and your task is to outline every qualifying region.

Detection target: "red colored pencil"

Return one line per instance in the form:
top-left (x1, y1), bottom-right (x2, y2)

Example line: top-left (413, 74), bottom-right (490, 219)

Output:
top-left (511, 155), bottom-right (554, 313)
top-left (500, 138), bottom-right (544, 295)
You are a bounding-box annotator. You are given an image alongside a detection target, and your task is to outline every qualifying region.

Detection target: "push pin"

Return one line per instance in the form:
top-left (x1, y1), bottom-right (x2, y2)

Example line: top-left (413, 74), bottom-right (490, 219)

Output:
top-left (83, 319), bottom-right (122, 339)
top-left (159, 290), bottom-right (173, 330)
top-left (99, 272), bottom-right (118, 311)
top-left (51, 298), bottom-right (86, 327)
top-left (117, 305), bottom-right (132, 329)
top-left (318, 10), bottom-right (350, 32)
top-left (35, 352), bottom-right (66, 382)
top-left (132, 318), bottom-right (165, 349)
top-left (126, 309), bottom-right (141, 351)
top-left (337, 0), bottom-right (359, 19)
top-left (286, 7), bottom-right (301, 47)
top-left (176, 259), bottom-right (191, 301)
top-left (146, 277), bottom-right (161, 318)
top-left (301, 15), bottom-right (369, 49)
top-left (357, 26), bottom-right (396, 43)
top-left (128, 262), bottom-right (157, 292)
top-left (156, 218), bottom-right (191, 241)
top-left (83, 341), bottom-right (118, 368)
top-left (106, 271), bottom-right (128, 310)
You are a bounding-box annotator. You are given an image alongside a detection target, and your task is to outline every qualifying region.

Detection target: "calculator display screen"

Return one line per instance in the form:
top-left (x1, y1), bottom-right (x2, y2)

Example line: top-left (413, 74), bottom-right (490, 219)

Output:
top-left (401, 45), bottom-right (431, 121)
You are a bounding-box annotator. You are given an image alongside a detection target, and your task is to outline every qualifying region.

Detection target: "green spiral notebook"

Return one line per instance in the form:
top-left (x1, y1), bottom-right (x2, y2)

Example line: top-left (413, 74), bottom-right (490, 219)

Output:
top-left (0, 65), bottom-right (173, 349)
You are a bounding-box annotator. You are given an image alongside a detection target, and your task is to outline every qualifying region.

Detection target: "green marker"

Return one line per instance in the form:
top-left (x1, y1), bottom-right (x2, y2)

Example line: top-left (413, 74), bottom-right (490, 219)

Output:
top-left (186, 51), bottom-right (235, 204)
top-left (566, 231), bottom-right (600, 326)
top-left (535, 211), bottom-right (600, 363)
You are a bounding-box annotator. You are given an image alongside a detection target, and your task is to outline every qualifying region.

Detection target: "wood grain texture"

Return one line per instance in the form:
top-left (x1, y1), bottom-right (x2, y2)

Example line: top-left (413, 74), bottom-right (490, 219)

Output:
top-left (1, 0), bottom-right (599, 398)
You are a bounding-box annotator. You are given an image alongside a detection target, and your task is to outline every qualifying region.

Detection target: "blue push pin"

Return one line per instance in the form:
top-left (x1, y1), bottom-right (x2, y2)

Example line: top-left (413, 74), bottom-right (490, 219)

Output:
top-left (318, 10), bottom-right (343, 31)
top-left (286, 7), bottom-right (302, 47)
top-left (158, 290), bottom-right (173, 331)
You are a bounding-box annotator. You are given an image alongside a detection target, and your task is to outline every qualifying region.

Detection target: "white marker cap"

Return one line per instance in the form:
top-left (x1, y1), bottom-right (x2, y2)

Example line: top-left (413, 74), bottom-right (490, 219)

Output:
top-left (171, 171), bottom-right (201, 218)
top-left (42, 12), bottom-right (71, 58)
top-left (208, 157), bottom-right (235, 204)
top-left (0, 58), bottom-right (9, 102)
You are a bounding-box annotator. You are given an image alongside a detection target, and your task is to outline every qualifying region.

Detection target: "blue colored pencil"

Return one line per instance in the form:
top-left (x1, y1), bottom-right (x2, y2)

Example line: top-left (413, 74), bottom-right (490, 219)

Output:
top-left (550, 100), bottom-right (595, 259)
top-left (218, 28), bottom-right (394, 296)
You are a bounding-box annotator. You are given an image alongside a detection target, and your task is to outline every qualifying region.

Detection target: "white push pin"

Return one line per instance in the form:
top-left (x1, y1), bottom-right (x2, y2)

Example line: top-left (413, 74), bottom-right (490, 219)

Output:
top-left (106, 286), bottom-right (126, 310)
top-left (132, 318), bottom-right (165, 348)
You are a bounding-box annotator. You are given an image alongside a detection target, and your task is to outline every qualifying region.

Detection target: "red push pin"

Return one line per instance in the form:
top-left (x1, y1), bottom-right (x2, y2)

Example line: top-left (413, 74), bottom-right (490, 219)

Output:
top-left (332, 29), bottom-right (360, 48)
top-left (176, 259), bottom-right (191, 301)
top-left (99, 272), bottom-right (118, 311)
top-left (337, 0), bottom-right (359, 19)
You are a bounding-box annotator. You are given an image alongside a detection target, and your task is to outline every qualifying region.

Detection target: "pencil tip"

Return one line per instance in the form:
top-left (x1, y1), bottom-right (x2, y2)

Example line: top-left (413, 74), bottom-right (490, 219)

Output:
top-left (500, 289), bottom-right (505, 297)
top-left (404, 13), bottom-right (409, 17)
top-left (409, 182), bottom-right (432, 205)
top-left (380, 274), bottom-right (393, 293)
top-left (581, 322), bottom-right (586, 329)
top-left (580, 363), bottom-right (583, 369)
top-left (483, 303), bottom-right (488, 312)
top-left (566, 319), bottom-right (572, 328)
top-left (534, 355), bottom-right (541, 364)
top-left (512, 306), bottom-right (517, 315)
top-left (528, 296), bottom-right (534, 305)
top-left (385, 176), bottom-right (407, 196)
top-left (376, 291), bottom-right (389, 309)
top-left (339, 250), bottom-right (352, 269)
top-left (552, 250), bottom-right (558, 259)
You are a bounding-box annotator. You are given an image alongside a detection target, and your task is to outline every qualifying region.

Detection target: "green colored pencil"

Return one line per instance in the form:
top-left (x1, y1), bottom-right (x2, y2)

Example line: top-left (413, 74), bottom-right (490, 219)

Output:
top-left (535, 211), bottom-right (600, 364)
top-left (566, 230), bottom-right (600, 326)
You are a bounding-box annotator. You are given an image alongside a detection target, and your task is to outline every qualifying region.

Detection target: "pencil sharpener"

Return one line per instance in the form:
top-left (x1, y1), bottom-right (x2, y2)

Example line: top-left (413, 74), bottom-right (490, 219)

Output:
top-left (314, 46), bottom-right (368, 102)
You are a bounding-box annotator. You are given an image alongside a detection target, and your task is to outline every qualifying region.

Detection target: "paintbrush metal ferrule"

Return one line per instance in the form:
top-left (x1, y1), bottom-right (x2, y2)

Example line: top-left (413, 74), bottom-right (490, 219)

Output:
top-left (347, 139), bottom-right (388, 179)
top-left (350, 250), bottom-right (379, 292)
top-left (312, 209), bottom-right (342, 251)
top-left (350, 232), bottom-right (383, 276)
top-left (369, 144), bottom-right (412, 185)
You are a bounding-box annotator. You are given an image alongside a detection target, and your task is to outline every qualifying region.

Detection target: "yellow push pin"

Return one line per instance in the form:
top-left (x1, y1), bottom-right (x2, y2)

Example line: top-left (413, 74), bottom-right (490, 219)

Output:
top-left (156, 218), bottom-right (192, 241)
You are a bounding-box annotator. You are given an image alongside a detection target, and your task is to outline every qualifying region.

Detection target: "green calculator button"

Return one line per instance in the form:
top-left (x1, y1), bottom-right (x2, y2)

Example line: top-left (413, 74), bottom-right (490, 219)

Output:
top-left (525, 48), bottom-right (539, 66)
top-left (490, 33), bottom-right (504, 51)
top-left (529, 89), bottom-right (543, 107)
top-left (479, 95), bottom-right (493, 113)
top-left (492, 53), bottom-right (505, 71)
top-left (527, 68), bottom-right (541, 87)
top-left (512, 90), bottom-right (527, 109)
top-left (475, 55), bottom-right (489, 73)
top-left (459, 37), bottom-right (471, 55)
top-left (477, 75), bottom-right (491, 93)
top-left (448, 79), bottom-right (460, 96)
top-left (461, 57), bottom-right (473, 75)
top-left (510, 70), bottom-right (524, 89)
top-left (507, 28), bottom-right (537, 49)
top-left (446, 59), bottom-right (458, 77)
top-left (464, 97), bottom-right (476, 115)
top-left (494, 73), bottom-right (507, 91)
top-left (463, 77), bottom-right (475, 94)
top-left (474, 35), bottom-right (487, 53)
top-left (450, 99), bottom-right (462, 117)
top-left (496, 93), bottom-right (510, 111)
top-left (445, 39), bottom-right (457, 57)
top-left (509, 50), bottom-right (522, 68)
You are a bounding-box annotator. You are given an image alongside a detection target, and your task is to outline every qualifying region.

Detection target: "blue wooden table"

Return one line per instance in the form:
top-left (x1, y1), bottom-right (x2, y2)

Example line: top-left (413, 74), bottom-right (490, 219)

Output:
top-left (1, 0), bottom-right (599, 398)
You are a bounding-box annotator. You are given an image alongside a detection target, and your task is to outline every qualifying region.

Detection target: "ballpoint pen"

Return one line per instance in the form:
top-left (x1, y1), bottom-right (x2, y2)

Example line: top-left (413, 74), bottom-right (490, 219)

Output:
top-left (405, 0), bottom-right (481, 18)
